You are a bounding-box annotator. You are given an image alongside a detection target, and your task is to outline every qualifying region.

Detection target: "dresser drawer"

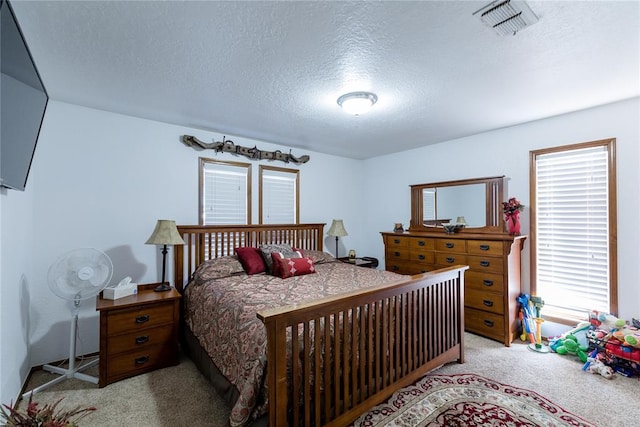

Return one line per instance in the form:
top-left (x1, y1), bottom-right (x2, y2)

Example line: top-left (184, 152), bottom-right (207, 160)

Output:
top-left (467, 240), bottom-right (504, 256)
top-left (465, 288), bottom-right (504, 315)
top-left (386, 247), bottom-right (409, 261)
top-left (465, 270), bottom-right (504, 292)
top-left (465, 307), bottom-right (505, 341)
top-left (467, 255), bottom-right (503, 274)
top-left (107, 325), bottom-right (173, 356)
top-left (385, 235), bottom-right (410, 248)
top-left (435, 239), bottom-right (467, 253)
top-left (408, 250), bottom-right (435, 264)
top-left (408, 237), bottom-right (435, 250)
top-left (106, 344), bottom-right (176, 381)
top-left (107, 302), bottom-right (175, 336)
top-left (435, 252), bottom-right (468, 267)
top-left (386, 260), bottom-right (434, 275)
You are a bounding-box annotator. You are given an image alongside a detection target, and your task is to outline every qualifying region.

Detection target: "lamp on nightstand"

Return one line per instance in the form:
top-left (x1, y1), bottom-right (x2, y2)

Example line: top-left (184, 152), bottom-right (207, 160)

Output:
top-left (145, 219), bottom-right (185, 292)
top-left (327, 219), bottom-right (348, 258)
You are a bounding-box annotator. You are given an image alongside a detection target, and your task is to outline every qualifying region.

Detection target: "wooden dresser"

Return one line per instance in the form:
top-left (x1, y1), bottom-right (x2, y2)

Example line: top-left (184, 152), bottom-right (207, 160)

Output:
top-left (96, 284), bottom-right (180, 387)
top-left (381, 231), bottom-right (526, 346)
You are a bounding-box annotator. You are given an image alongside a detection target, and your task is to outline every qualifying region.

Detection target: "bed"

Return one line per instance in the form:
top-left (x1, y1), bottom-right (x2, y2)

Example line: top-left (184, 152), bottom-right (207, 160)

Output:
top-left (173, 223), bottom-right (466, 426)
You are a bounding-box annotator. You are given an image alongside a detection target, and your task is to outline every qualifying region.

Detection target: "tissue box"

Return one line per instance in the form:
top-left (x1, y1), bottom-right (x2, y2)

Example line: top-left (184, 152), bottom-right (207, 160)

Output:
top-left (103, 283), bottom-right (138, 300)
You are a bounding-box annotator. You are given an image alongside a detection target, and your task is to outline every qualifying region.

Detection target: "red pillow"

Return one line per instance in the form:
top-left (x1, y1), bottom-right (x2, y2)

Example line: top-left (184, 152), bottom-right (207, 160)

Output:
top-left (234, 247), bottom-right (267, 275)
top-left (271, 252), bottom-right (316, 279)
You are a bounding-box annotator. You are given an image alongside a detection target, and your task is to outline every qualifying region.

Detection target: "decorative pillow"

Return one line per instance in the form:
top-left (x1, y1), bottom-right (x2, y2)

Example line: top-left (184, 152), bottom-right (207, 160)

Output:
top-left (259, 243), bottom-right (299, 274)
top-left (270, 250), bottom-right (303, 277)
top-left (271, 252), bottom-right (316, 279)
top-left (234, 247), bottom-right (267, 275)
top-left (300, 250), bottom-right (336, 265)
top-left (192, 256), bottom-right (245, 283)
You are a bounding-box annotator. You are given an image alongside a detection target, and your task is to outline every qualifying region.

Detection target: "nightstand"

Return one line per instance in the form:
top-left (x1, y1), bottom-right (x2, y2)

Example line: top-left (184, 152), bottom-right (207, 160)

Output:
top-left (95, 284), bottom-right (181, 387)
top-left (338, 257), bottom-right (379, 269)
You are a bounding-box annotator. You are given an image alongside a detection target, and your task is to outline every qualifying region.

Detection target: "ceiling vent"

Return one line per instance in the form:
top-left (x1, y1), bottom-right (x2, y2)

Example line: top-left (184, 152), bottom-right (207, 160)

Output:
top-left (473, 0), bottom-right (539, 36)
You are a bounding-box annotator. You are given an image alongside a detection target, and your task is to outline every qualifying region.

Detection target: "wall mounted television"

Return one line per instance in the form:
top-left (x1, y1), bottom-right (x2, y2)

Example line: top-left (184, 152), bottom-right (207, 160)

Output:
top-left (1, 0), bottom-right (49, 191)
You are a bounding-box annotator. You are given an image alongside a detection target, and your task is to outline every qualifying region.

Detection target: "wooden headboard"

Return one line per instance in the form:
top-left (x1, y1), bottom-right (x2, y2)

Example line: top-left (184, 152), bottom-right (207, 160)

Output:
top-left (173, 223), bottom-right (325, 292)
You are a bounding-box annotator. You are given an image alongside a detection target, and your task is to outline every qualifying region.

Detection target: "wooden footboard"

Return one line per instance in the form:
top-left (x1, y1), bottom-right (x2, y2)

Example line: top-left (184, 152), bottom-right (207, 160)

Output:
top-left (257, 266), bottom-right (466, 427)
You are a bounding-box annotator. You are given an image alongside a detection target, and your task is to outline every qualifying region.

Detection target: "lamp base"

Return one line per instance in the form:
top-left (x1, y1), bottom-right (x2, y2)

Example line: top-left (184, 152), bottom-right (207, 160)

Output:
top-left (154, 282), bottom-right (171, 292)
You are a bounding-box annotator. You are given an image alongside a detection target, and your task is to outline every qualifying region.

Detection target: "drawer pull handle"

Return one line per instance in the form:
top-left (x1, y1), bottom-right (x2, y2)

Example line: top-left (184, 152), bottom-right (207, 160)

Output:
top-left (479, 245), bottom-right (490, 251)
top-left (394, 251), bottom-right (400, 257)
top-left (483, 280), bottom-right (494, 287)
top-left (418, 241), bottom-right (425, 246)
top-left (483, 320), bottom-right (494, 327)
top-left (392, 265), bottom-right (400, 271)
top-left (418, 254), bottom-right (425, 260)
top-left (135, 335), bottom-right (149, 345)
top-left (445, 243), bottom-right (454, 249)
top-left (483, 300), bottom-right (494, 307)
top-left (135, 356), bottom-right (149, 365)
top-left (480, 261), bottom-right (490, 267)
top-left (393, 239), bottom-right (400, 244)
top-left (446, 257), bottom-right (455, 263)
top-left (135, 315), bottom-right (150, 324)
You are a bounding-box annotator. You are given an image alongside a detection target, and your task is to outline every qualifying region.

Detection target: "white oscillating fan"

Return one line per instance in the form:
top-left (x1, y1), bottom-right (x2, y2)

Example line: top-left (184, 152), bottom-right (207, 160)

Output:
top-left (23, 248), bottom-right (113, 398)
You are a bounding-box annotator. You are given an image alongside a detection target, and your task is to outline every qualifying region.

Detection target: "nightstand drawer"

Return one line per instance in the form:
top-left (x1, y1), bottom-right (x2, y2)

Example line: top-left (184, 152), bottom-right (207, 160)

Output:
top-left (107, 326), bottom-right (173, 356)
top-left (107, 344), bottom-right (176, 380)
top-left (107, 301), bottom-right (175, 336)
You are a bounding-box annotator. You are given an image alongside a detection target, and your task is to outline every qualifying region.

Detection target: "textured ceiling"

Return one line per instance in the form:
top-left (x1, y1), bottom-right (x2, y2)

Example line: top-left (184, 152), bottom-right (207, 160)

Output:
top-left (9, 1), bottom-right (640, 159)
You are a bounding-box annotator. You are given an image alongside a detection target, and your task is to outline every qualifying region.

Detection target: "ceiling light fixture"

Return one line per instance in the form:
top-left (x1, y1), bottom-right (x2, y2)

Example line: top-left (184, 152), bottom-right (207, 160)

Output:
top-left (473, 0), bottom-right (539, 36)
top-left (337, 92), bottom-right (378, 115)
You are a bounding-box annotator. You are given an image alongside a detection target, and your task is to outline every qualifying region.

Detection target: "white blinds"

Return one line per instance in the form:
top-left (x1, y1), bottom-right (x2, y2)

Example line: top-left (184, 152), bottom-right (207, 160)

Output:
top-left (534, 145), bottom-right (610, 317)
top-left (423, 188), bottom-right (436, 220)
top-left (261, 168), bottom-right (297, 224)
top-left (202, 162), bottom-right (248, 225)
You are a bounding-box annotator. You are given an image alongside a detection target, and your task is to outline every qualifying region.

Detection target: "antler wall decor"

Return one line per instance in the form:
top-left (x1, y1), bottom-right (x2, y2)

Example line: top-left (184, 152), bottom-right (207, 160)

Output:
top-left (182, 135), bottom-right (310, 165)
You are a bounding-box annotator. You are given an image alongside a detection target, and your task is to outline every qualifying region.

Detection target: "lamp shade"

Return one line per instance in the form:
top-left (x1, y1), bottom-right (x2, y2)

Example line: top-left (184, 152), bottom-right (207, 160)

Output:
top-left (327, 219), bottom-right (348, 237)
top-left (145, 220), bottom-right (185, 246)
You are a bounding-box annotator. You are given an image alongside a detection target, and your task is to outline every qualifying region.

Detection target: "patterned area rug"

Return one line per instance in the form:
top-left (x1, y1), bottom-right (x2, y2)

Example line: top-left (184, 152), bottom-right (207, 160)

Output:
top-left (353, 373), bottom-right (597, 427)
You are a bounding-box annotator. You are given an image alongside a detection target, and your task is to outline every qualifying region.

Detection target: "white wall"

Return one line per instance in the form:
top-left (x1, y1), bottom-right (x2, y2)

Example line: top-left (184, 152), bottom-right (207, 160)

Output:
top-left (0, 186), bottom-right (35, 406)
top-left (362, 97), bottom-right (640, 320)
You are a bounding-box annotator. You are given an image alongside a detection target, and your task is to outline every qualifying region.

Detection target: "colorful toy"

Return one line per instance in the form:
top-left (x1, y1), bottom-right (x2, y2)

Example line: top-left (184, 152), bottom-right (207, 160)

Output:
top-left (586, 358), bottom-right (614, 379)
top-left (589, 310), bottom-right (625, 332)
top-left (550, 333), bottom-right (588, 362)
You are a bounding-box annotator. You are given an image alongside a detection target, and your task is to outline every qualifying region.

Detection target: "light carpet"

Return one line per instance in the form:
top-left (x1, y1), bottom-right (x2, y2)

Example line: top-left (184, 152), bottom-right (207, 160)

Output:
top-left (353, 373), bottom-right (596, 427)
top-left (14, 333), bottom-right (637, 426)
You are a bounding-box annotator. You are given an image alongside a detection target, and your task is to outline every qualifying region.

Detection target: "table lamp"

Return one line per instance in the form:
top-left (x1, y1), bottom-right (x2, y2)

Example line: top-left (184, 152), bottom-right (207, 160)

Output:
top-left (145, 219), bottom-right (185, 292)
top-left (327, 219), bottom-right (348, 258)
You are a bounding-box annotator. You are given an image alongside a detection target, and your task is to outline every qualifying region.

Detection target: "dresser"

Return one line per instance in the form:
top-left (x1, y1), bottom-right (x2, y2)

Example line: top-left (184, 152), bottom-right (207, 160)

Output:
top-left (96, 284), bottom-right (181, 387)
top-left (381, 231), bottom-right (526, 346)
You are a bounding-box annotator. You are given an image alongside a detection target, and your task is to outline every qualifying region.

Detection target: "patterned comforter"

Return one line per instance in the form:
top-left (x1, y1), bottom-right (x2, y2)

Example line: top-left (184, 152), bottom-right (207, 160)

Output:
top-left (184, 255), bottom-right (406, 426)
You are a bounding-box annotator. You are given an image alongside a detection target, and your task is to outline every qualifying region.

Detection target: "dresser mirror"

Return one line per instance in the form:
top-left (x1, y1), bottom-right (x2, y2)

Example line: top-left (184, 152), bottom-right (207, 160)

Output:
top-left (409, 176), bottom-right (505, 233)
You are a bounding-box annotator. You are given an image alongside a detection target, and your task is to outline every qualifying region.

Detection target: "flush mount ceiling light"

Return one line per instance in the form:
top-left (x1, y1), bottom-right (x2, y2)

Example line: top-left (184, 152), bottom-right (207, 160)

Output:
top-left (337, 92), bottom-right (378, 115)
top-left (473, 0), bottom-right (539, 36)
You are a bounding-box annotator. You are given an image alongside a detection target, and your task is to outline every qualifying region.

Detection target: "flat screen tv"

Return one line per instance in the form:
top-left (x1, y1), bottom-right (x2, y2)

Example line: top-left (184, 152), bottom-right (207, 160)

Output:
top-left (1, 0), bottom-right (48, 191)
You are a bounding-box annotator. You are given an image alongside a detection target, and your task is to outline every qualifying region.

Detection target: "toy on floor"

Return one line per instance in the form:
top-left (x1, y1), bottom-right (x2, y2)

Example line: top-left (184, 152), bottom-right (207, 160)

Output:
top-left (582, 350), bottom-right (614, 379)
top-left (550, 332), bottom-right (589, 362)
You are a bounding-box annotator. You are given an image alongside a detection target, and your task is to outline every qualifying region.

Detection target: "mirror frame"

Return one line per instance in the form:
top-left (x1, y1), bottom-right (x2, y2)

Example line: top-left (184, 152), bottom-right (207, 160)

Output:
top-left (409, 175), bottom-right (506, 233)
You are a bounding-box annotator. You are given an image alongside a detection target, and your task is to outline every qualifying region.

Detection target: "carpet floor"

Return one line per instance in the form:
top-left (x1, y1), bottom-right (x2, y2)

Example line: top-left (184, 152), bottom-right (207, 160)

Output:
top-left (13, 333), bottom-right (637, 426)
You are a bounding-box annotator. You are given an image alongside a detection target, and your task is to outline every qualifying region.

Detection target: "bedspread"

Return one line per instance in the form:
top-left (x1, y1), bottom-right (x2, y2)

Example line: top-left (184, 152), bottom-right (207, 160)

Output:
top-left (184, 259), bottom-right (406, 427)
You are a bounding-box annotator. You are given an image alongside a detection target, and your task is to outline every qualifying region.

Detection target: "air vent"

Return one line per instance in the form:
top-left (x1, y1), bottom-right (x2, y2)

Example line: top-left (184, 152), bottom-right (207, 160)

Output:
top-left (473, 0), bottom-right (539, 36)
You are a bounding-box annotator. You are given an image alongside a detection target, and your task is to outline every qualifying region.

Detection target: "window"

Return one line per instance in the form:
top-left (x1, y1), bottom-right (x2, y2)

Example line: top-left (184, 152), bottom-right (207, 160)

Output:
top-left (199, 158), bottom-right (251, 225)
top-left (530, 138), bottom-right (617, 322)
top-left (259, 165), bottom-right (299, 224)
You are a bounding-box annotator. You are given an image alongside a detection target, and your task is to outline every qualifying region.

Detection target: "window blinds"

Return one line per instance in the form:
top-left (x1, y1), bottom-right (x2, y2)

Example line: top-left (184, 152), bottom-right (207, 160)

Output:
top-left (202, 162), bottom-right (248, 225)
top-left (261, 169), bottom-right (297, 224)
top-left (534, 145), bottom-right (610, 317)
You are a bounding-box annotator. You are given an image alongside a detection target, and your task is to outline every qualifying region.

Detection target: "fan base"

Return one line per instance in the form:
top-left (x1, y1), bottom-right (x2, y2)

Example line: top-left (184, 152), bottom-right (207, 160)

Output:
top-left (154, 282), bottom-right (171, 292)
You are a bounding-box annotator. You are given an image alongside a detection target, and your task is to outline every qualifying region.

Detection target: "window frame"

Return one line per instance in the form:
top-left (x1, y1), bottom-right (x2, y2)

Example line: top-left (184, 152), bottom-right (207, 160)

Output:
top-left (529, 138), bottom-right (618, 324)
top-left (258, 165), bottom-right (300, 224)
top-left (199, 157), bottom-right (252, 225)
